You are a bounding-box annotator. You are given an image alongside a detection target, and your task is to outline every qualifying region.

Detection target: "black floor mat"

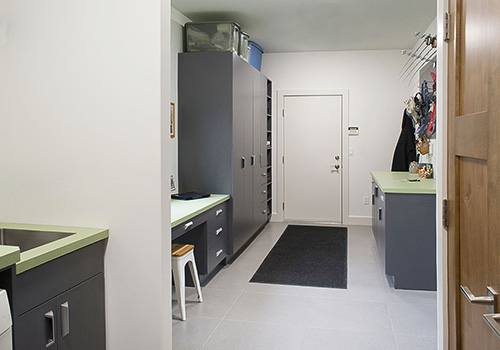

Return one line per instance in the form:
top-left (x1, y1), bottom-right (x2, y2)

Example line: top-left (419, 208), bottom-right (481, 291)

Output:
top-left (250, 225), bottom-right (348, 289)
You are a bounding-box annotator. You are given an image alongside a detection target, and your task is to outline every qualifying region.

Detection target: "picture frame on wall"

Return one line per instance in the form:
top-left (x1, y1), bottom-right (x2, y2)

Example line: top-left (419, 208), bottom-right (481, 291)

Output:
top-left (170, 102), bottom-right (175, 138)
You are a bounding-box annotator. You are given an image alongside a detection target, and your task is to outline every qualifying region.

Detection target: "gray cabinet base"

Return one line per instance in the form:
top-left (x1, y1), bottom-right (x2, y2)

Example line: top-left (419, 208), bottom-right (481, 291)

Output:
top-left (372, 184), bottom-right (436, 291)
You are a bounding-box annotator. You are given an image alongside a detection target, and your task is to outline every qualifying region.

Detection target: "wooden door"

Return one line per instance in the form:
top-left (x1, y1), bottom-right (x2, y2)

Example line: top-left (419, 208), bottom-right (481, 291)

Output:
top-left (448, 0), bottom-right (500, 348)
top-left (283, 95), bottom-right (342, 222)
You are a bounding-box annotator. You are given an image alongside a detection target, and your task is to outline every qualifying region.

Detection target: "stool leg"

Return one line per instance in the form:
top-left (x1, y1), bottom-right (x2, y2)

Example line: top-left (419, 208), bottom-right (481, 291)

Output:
top-left (172, 259), bottom-right (187, 321)
top-left (187, 258), bottom-right (203, 303)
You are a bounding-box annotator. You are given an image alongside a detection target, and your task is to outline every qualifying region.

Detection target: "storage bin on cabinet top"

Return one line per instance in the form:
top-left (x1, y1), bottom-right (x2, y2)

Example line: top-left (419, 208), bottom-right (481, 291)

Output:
top-left (185, 22), bottom-right (241, 54)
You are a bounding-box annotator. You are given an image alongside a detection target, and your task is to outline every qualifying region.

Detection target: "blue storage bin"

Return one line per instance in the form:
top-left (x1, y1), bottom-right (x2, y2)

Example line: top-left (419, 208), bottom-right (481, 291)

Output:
top-left (248, 41), bottom-right (263, 71)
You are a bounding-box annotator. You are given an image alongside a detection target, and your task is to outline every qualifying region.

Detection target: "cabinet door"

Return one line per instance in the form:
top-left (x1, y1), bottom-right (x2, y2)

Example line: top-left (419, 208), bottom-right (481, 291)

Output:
top-left (15, 298), bottom-right (58, 350)
top-left (232, 56), bottom-right (255, 253)
top-left (57, 274), bottom-right (105, 350)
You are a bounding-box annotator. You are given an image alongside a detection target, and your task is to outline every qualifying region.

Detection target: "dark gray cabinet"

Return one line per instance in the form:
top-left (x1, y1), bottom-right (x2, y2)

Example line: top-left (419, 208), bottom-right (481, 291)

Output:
top-left (178, 51), bottom-right (271, 259)
top-left (371, 177), bottom-right (436, 290)
top-left (15, 274), bottom-right (105, 350)
top-left (13, 241), bottom-right (106, 350)
top-left (172, 201), bottom-right (229, 285)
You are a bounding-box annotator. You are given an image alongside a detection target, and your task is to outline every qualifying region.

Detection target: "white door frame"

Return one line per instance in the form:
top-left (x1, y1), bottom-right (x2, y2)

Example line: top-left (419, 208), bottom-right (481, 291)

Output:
top-left (274, 89), bottom-right (349, 223)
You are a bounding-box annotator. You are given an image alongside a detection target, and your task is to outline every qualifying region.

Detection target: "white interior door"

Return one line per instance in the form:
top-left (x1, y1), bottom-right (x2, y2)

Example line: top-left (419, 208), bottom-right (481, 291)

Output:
top-left (283, 95), bottom-right (342, 222)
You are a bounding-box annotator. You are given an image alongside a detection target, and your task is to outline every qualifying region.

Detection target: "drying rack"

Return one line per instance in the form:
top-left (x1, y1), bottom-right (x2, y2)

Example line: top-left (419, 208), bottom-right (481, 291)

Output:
top-left (399, 32), bottom-right (437, 84)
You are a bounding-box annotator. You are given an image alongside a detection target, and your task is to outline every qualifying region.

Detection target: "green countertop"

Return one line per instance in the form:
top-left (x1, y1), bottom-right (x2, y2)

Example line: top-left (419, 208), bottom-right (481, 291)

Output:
top-left (171, 194), bottom-right (230, 228)
top-left (371, 171), bottom-right (436, 194)
top-left (0, 246), bottom-right (21, 272)
top-left (0, 223), bottom-right (108, 274)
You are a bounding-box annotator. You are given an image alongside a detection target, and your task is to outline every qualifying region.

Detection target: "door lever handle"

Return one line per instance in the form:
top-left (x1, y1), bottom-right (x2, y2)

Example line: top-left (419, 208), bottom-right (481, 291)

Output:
top-left (484, 313), bottom-right (500, 339)
top-left (460, 285), bottom-right (499, 313)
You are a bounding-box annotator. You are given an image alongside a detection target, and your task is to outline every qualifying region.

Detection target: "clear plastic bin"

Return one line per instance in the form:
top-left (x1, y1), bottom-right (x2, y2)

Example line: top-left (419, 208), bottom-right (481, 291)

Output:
top-left (185, 22), bottom-right (241, 54)
top-left (239, 32), bottom-right (250, 62)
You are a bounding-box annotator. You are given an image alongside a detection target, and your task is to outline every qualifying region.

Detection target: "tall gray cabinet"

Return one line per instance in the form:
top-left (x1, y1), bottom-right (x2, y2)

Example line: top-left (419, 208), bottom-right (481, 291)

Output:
top-left (178, 51), bottom-right (271, 260)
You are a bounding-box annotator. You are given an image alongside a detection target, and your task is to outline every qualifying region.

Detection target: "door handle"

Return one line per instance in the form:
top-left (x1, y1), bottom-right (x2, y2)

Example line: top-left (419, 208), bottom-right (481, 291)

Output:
top-left (484, 313), bottom-right (500, 339)
top-left (460, 285), bottom-right (499, 313)
top-left (61, 301), bottom-right (70, 337)
top-left (45, 310), bottom-right (55, 348)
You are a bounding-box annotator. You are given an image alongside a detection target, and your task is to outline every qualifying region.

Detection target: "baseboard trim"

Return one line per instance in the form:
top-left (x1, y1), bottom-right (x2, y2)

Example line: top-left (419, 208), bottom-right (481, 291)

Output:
top-left (345, 216), bottom-right (371, 226)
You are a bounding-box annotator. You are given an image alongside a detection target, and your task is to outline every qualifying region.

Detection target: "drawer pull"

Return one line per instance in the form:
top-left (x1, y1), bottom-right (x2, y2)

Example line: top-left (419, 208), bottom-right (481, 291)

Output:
top-left (216, 249), bottom-right (224, 257)
top-left (262, 172), bottom-right (267, 177)
top-left (45, 310), bottom-right (55, 348)
top-left (262, 209), bottom-right (267, 214)
top-left (184, 221), bottom-right (194, 230)
top-left (215, 209), bottom-right (223, 216)
top-left (262, 190), bottom-right (267, 194)
top-left (61, 301), bottom-right (70, 337)
top-left (216, 227), bottom-right (223, 235)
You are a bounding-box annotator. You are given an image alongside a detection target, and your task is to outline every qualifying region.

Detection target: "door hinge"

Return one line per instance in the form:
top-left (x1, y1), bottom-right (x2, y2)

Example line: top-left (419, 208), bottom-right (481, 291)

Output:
top-left (444, 12), bottom-right (450, 42)
top-left (442, 199), bottom-right (449, 230)
top-left (282, 109), bottom-right (285, 117)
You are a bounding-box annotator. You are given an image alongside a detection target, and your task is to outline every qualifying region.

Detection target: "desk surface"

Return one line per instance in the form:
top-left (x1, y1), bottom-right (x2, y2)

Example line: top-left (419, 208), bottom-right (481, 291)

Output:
top-left (171, 194), bottom-right (230, 227)
top-left (371, 171), bottom-right (436, 194)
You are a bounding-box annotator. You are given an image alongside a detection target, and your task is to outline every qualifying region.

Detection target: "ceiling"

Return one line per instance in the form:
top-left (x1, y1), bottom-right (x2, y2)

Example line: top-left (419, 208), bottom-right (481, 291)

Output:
top-left (171, 0), bottom-right (436, 53)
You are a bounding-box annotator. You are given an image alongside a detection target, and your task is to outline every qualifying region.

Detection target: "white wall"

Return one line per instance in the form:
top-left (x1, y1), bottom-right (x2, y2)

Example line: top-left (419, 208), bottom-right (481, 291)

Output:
top-left (262, 50), bottom-right (414, 221)
top-left (0, 0), bottom-right (171, 349)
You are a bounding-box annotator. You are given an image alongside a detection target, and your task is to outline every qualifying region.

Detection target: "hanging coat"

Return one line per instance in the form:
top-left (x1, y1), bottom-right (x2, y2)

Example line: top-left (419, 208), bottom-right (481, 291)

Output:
top-left (391, 110), bottom-right (417, 171)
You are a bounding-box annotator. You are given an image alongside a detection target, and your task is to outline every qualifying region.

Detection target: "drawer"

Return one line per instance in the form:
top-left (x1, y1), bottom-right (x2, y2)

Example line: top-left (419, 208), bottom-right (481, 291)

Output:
top-left (259, 169), bottom-right (268, 185)
top-left (207, 239), bottom-right (227, 272)
top-left (205, 202), bottom-right (227, 227)
top-left (207, 221), bottom-right (227, 249)
top-left (171, 212), bottom-right (209, 240)
top-left (258, 184), bottom-right (268, 202)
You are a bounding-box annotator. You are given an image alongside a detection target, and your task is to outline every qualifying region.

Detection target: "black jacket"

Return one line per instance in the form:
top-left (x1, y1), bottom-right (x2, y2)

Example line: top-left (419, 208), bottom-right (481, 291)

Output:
top-left (391, 111), bottom-right (417, 171)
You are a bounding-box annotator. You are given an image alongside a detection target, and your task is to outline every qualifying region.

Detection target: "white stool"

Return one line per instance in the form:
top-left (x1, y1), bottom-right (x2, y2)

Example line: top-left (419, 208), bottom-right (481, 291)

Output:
top-left (171, 244), bottom-right (203, 321)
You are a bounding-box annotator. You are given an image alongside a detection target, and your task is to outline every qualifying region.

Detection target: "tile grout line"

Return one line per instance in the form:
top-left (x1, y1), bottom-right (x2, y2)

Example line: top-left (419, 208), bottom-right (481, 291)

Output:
top-left (198, 284), bottom-right (246, 349)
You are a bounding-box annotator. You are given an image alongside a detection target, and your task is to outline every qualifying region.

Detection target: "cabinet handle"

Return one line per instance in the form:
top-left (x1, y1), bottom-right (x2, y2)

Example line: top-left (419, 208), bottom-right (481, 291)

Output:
top-left (378, 208), bottom-right (382, 222)
top-left (262, 209), bottom-right (267, 214)
top-left (262, 190), bottom-right (267, 194)
top-left (216, 249), bottom-right (223, 257)
top-left (262, 172), bottom-right (266, 177)
top-left (241, 157), bottom-right (246, 169)
top-left (45, 310), bottom-right (55, 348)
top-left (372, 194), bottom-right (374, 205)
top-left (216, 228), bottom-right (223, 236)
top-left (251, 155), bottom-right (256, 167)
top-left (184, 221), bottom-right (194, 230)
top-left (375, 186), bottom-right (379, 197)
top-left (215, 209), bottom-right (223, 216)
top-left (61, 301), bottom-right (70, 337)
top-left (260, 153), bottom-right (263, 167)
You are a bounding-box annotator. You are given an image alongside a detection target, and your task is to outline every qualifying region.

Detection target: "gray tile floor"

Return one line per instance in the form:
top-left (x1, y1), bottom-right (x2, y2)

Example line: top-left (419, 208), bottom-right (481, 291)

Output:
top-left (172, 223), bottom-right (437, 350)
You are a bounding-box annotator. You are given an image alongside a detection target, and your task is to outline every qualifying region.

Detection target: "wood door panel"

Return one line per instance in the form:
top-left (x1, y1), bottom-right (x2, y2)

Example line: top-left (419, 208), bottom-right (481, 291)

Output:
top-left (458, 158), bottom-right (491, 348)
top-left (458, 0), bottom-right (488, 115)
top-left (459, 158), bottom-right (488, 288)
top-left (449, 0), bottom-right (500, 347)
